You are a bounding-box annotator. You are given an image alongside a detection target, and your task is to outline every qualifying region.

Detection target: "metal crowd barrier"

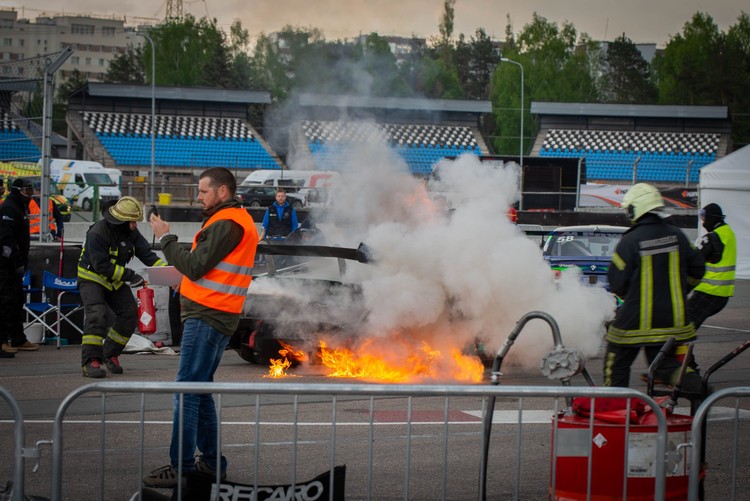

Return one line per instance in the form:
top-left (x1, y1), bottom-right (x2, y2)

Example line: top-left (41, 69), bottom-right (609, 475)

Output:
top-left (688, 387), bottom-right (750, 501)
top-left (0, 385), bottom-right (25, 501)
top-left (46, 381), bottom-right (674, 501)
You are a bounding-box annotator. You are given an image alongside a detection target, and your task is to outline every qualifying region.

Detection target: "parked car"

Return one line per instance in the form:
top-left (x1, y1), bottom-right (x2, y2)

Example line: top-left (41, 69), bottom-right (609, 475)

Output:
top-left (236, 185), bottom-right (305, 208)
top-left (541, 225), bottom-right (628, 290)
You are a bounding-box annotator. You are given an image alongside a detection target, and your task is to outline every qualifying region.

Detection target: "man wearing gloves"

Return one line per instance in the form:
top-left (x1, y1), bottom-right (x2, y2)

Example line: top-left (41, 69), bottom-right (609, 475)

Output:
top-left (688, 203), bottom-right (736, 329)
top-left (77, 196), bottom-right (166, 378)
top-left (0, 178), bottom-right (40, 357)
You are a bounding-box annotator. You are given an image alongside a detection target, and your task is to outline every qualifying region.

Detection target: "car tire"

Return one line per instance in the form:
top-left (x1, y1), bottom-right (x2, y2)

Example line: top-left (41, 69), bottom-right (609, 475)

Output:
top-left (250, 200), bottom-right (261, 208)
top-left (291, 200), bottom-right (303, 208)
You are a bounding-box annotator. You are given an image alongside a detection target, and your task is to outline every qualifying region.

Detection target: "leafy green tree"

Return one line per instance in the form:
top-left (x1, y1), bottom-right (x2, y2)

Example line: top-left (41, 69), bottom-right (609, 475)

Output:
top-left (467, 28), bottom-right (499, 99)
top-left (600, 34), bottom-right (657, 104)
top-left (491, 13), bottom-right (598, 155)
top-left (146, 15), bottom-right (231, 87)
top-left (652, 13), bottom-right (722, 105)
top-left (103, 45), bottom-right (145, 84)
top-left (56, 68), bottom-right (88, 103)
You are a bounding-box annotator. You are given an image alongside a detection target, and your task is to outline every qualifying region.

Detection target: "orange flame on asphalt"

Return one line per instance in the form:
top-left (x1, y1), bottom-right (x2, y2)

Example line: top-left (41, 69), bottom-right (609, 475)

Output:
top-left (317, 338), bottom-right (484, 383)
top-left (265, 341), bottom-right (308, 378)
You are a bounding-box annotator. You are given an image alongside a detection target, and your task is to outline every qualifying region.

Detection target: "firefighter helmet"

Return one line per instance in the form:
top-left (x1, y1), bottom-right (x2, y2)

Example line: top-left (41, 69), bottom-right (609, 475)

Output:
top-left (621, 183), bottom-right (664, 222)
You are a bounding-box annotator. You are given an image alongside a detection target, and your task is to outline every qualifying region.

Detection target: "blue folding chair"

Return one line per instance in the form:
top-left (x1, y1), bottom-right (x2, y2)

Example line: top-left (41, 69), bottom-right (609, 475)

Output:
top-left (23, 271), bottom-right (83, 348)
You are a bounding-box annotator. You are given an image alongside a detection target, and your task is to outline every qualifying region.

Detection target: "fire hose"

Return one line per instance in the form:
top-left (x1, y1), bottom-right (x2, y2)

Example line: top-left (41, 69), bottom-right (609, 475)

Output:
top-left (480, 310), bottom-right (594, 501)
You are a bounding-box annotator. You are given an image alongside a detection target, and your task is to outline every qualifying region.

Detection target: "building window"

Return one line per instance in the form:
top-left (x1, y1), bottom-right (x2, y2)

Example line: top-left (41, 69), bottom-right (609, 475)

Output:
top-left (2, 38), bottom-right (11, 47)
top-left (98, 58), bottom-right (105, 66)
top-left (71, 24), bottom-right (95, 36)
top-left (71, 56), bottom-right (79, 64)
top-left (85, 57), bottom-right (91, 65)
top-left (102, 26), bottom-right (115, 37)
top-left (18, 39), bottom-right (23, 47)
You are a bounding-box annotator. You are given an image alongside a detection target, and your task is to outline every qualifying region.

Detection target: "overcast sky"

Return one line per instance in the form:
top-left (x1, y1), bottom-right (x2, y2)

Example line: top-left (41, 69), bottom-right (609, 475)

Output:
top-left (3, 0), bottom-right (747, 47)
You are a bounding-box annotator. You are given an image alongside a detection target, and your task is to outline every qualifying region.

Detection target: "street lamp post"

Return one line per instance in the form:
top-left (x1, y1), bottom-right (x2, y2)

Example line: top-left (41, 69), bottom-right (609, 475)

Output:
top-left (135, 31), bottom-right (156, 206)
top-left (501, 57), bottom-right (524, 209)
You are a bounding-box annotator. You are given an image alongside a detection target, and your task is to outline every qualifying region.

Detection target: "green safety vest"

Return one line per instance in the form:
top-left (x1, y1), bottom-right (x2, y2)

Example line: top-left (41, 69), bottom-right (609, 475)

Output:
top-left (695, 224), bottom-right (736, 297)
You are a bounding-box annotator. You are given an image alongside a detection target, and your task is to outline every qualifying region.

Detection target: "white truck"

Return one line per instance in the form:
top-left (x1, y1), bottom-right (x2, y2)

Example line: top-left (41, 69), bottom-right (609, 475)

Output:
top-left (45, 159), bottom-right (122, 211)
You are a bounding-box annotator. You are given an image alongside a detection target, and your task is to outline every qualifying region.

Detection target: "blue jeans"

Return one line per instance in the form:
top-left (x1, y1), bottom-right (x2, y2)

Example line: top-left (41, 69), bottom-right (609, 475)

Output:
top-left (169, 318), bottom-right (230, 473)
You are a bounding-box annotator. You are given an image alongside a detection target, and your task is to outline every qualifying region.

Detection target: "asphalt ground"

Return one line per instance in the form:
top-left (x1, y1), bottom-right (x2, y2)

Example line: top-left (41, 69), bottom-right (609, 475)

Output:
top-left (0, 281), bottom-right (748, 500)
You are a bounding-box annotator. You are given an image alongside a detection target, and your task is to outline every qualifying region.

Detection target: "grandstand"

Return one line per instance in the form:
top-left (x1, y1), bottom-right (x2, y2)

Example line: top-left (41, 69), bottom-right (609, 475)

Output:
top-left (66, 83), bottom-right (281, 172)
top-left (290, 93), bottom-right (491, 175)
top-left (0, 107), bottom-right (41, 163)
top-left (530, 102), bottom-right (731, 184)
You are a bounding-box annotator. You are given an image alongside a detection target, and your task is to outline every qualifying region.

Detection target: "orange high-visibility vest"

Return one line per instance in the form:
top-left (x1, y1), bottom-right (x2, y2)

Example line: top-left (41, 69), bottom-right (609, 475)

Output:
top-left (179, 207), bottom-right (258, 314)
top-left (29, 198), bottom-right (56, 234)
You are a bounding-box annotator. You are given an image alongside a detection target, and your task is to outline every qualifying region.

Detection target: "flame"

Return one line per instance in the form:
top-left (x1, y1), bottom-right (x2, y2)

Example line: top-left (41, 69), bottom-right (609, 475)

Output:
top-left (317, 338), bottom-right (484, 383)
top-left (264, 341), bottom-right (308, 378)
top-left (266, 357), bottom-right (292, 378)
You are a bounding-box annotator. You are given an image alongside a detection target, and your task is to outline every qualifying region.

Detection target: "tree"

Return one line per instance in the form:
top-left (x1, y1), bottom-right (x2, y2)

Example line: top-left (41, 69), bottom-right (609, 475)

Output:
top-left (467, 28), bottom-right (499, 99)
top-left (491, 13), bottom-right (599, 155)
top-left (147, 15), bottom-right (231, 87)
top-left (104, 45), bottom-right (145, 84)
top-left (56, 69), bottom-right (88, 103)
top-left (600, 34), bottom-right (657, 104)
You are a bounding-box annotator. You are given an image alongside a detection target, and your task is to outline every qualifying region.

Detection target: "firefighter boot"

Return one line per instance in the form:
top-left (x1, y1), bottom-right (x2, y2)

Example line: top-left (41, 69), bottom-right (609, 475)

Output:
top-left (82, 359), bottom-right (106, 378)
top-left (104, 356), bottom-right (124, 374)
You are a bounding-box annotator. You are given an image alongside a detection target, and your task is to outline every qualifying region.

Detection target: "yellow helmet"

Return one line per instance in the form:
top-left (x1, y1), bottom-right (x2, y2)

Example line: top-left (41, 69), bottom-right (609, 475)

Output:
top-left (108, 196), bottom-right (143, 222)
top-left (621, 183), bottom-right (664, 222)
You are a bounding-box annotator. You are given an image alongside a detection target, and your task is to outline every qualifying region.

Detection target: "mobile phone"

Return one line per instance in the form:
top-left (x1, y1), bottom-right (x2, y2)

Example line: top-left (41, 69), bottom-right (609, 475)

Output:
top-left (148, 205), bottom-right (159, 219)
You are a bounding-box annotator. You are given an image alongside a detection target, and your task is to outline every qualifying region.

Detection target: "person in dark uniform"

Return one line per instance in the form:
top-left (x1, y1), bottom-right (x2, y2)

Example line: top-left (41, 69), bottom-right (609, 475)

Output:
top-left (604, 183), bottom-right (705, 394)
top-left (259, 187), bottom-right (298, 240)
top-left (0, 178), bottom-right (39, 356)
top-left (77, 196), bottom-right (167, 378)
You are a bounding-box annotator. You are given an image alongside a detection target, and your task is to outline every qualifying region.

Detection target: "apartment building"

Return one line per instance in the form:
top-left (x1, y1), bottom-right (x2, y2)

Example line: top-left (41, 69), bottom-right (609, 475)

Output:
top-left (0, 7), bottom-right (147, 81)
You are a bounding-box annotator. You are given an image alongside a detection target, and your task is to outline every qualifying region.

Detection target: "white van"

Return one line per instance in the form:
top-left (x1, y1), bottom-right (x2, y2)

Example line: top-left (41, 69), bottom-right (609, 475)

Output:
top-left (240, 169), bottom-right (339, 189)
top-left (240, 169), bottom-right (340, 206)
top-left (46, 159), bottom-right (122, 211)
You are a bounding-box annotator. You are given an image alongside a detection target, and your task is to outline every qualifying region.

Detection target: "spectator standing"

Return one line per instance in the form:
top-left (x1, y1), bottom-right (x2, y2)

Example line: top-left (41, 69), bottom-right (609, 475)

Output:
top-left (29, 191), bottom-right (64, 240)
top-left (77, 196), bottom-right (167, 378)
top-left (0, 177), bottom-right (6, 202)
top-left (603, 183), bottom-right (705, 393)
top-left (260, 187), bottom-right (298, 240)
top-left (0, 178), bottom-right (40, 356)
top-left (688, 203), bottom-right (736, 328)
top-left (144, 167), bottom-right (258, 487)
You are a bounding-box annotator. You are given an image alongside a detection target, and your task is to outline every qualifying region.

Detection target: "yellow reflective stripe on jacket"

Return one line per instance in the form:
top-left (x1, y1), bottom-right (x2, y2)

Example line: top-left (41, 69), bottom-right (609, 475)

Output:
top-left (639, 254), bottom-right (652, 329)
top-left (668, 249), bottom-right (685, 327)
top-left (606, 323), bottom-right (696, 345)
top-left (695, 225), bottom-right (736, 297)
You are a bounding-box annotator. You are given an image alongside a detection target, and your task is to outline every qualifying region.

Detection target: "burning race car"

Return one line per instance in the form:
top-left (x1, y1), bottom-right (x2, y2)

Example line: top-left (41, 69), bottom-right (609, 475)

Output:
top-left (541, 225), bottom-right (628, 290)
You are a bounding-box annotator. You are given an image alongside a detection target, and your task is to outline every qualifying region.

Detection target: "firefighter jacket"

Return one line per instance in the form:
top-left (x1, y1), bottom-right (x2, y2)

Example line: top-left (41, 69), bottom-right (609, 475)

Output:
top-left (0, 190), bottom-right (30, 271)
top-left (161, 200), bottom-right (258, 336)
top-left (694, 223), bottom-right (736, 297)
top-left (606, 213), bottom-right (705, 345)
top-left (263, 202), bottom-right (297, 237)
top-left (29, 198), bottom-right (59, 235)
top-left (77, 219), bottom-right (166, 290)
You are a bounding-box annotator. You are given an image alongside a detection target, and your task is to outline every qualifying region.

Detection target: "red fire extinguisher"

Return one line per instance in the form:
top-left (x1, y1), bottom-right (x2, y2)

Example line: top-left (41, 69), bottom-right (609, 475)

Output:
top-left (137, 284), bottom-right (157, 334)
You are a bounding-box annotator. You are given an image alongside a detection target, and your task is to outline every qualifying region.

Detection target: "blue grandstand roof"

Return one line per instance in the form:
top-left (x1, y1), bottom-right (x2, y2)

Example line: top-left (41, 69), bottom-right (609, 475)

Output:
top-left (530, 102), bottom-right (727, 120)
top-left (83, 83), bottom-right (271, 105)
top-left (297, 93), bottom-right (492, 114)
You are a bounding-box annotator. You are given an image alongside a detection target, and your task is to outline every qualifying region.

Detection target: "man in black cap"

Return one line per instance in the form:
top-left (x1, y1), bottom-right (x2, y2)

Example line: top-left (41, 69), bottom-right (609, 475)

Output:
top-left (0, 178), bottom-right (40, 357)
top-left (688, 202), bottom-right (736, 329)
top-left (77, 196), bottom-right (167, 377)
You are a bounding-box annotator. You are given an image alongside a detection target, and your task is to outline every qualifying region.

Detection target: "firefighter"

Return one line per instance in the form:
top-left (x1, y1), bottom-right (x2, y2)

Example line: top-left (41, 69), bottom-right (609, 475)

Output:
top-left (604, 183), bottom-right (705, 394)
top-left (77, 196), bottom-right (167, 378)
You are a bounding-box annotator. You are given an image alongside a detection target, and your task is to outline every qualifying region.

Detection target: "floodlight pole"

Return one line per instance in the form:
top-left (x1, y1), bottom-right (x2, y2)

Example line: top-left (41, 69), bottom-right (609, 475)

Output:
top-left (136, 31), bottom-right (156, 206)
top-left (501, 57), bottom-right (524, 209)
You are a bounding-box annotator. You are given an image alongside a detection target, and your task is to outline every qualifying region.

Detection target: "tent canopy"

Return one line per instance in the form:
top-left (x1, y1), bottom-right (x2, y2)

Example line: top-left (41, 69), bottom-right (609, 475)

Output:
top-left (699, 144), bottom-right (750, 279)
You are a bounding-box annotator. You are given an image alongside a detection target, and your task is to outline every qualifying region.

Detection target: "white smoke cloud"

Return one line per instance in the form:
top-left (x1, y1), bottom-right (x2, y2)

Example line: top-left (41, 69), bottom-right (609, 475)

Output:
top-left (314, 135), bottom-right (616, 367)
top-left (251, 118), bottom-right (616, 377)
